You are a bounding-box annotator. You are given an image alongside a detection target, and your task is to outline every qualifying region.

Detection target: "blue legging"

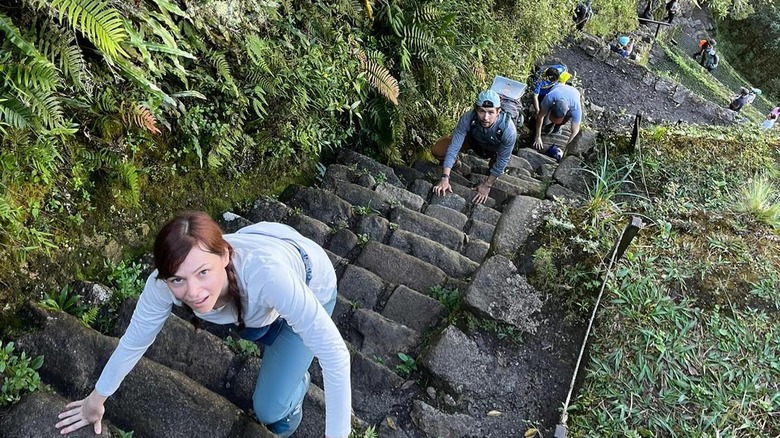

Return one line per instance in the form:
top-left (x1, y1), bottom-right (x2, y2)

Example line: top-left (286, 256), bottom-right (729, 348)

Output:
top-left (249, 289), bottom-right (338, 426)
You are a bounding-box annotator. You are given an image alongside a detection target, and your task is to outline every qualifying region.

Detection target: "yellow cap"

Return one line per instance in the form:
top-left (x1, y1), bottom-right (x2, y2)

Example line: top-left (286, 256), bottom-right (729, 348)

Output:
top-left (559, 71), bottom-right (571, 83)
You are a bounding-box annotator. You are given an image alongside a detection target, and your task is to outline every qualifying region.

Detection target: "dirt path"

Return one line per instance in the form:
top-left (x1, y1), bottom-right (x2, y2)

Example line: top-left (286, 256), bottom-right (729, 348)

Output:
top-left (549, 38), bottom-right (728, 130)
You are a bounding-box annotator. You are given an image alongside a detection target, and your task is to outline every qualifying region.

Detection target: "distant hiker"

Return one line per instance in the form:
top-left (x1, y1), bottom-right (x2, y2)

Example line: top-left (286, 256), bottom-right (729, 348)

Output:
top-left (701, 47), bottom-right (720, 72)
top-left (611, 36), bottom-right (634, 58)
top-left (665, 0), bottom-right (680, 23)
top-left (762, 106), bottom-right (780, 130)
top-left (746, 88), bottom-right (762, 105)
top-left (531, 64), bottom-right (570, 114)
top-left (640, 0), bottom-right (655, 20)
top-left (729, 87), bottom-right (751, 112)
top-left (56, 212), bottom-right (352, 438)
top-left (574, 0), bottom-right (593, 31)
top-left (431, 90), bottom-right (517, 204)
top-left (533, 83), bottom-right (583, 152)
top-left (693, 39), bottom-right (715, 64)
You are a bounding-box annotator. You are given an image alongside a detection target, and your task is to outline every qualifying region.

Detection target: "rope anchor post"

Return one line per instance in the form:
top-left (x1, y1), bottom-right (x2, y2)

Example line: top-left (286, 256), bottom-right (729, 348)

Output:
top-left (554, 216), bottom-right (644, 438)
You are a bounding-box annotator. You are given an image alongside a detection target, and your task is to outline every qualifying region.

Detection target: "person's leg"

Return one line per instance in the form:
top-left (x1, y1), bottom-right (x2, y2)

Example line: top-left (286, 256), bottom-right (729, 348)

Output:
top-left (253, 289), bottom-right (338, 437)
top-left (431, 136), bottom-right (452, 163)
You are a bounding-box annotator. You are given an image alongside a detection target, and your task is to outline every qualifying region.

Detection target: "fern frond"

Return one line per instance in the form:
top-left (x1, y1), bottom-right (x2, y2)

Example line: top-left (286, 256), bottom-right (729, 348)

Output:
top-left (16, 86), bottom-right (64, 129)
top-left (403, 24), bottom-right (434, 56)
top-left (48, 0), bottom-right (128, 60)
top-left (121, 102), bottom-right (161, 134)
top-left (7, 58), bottom-right (61, 92)
top-left (413, 4), bottom-right (441, 23)
top-left (358, 50), bottom-right (399, 105)
top-left (0, 94), bottom-right (35, 130)
top-left (35, 21), bottom-right (89, 89)
top-left (246, 34), bottom-right (272, 73)
top-left (115, 161), bottom-right (140, 205)
top-left (208, 50), bottom-right (240, 97)
top-left (0, 13), bottom-right (48, 59)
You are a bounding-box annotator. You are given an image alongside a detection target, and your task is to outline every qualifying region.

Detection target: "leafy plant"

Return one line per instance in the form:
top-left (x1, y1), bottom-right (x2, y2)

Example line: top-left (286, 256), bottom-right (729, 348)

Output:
top-left (104, 260), bottom-right (145, 302)
top-left (0, 341), bottom-right (43, 406)
top-left (429, 284), bottom-right (460, 312)
top-left (352, 204), bottom-right (376, 216)
top-left (395, 352), bottom-right (417, 378)
top-left (356, 233), bottom-right (371, 245)
top-left (349, 425), bottom-right (378, 438)
top-left (39, 285), bottom-right (86, 315)
top-left (224, 336), bottom-right (260, 358)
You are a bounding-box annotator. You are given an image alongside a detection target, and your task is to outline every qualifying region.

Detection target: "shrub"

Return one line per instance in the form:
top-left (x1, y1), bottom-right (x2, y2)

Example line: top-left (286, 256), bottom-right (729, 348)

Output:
top-left (0, 341), bottom-right (43, 406)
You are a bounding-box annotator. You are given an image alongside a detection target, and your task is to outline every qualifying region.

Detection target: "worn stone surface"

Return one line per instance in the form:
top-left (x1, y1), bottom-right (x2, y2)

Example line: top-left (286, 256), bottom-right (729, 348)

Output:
top-left (375, 182), bottom-right (425, 211)
top-left (334, 182), bottom-right (391, 215)
top-left (389, 206), bottom-right (465, 251)
top-left (429, 190), bottom-right (467, 212)
top-left (353, 308), bottom-right (421, 365)
top-left (566, 128), bottom-right (597, 156)
top-left (506, 167), bottom-right (532, 179)
top-left (388, 229), bottom-right (479, 279)
top-left (463, 239), bottom-right (490, 263)
top-left (410, 400), bottom-right (478, 438)
top-left (424, 204), bottom-right (468, 231)
top-left (408, 179), bottom-right (433, 201)
top-left (466, 219), bottom-right (495, 243)
top-left (419, 326), bottom-right (493, 394)
top-left (493, 174), bottom-right (546, 198)
top-left (355, 241), bottom-right (447, 293)
top-left (327, 227), bottom-right (358, 258)
top-left (381, 285), bottom-right (447, 333)
top-left (353, 214), bottom-right (390, 243)
top-left (16, 309), bottom-right (266, 438)
top-left (393, 166), bottom-right (425, 188)
top-left (338, 264), bottom-right (386, 310)
top-left (553, 155), bottom-right (590, 194)
top-left (218, 211), bottom-right (253, 233)
top-left (515, 148), bottom-right (557, 171)
top-left (322, 163), bottom-right (359, 189)
top-left (245, 196), bottom-right (289, 224)
top-left (463, 255), bottom-right (543, 331)
top-left (508, 155), bottom-right (534, 173)
top-left (338, 149), bottom-right (404, 188)
top-left (470, 203), bottom-right (501, 226)
top-left (285, 214), bottom-right (331, 247)
top-left (0, 392), bottom-right (114, 438)
top-left (546, 183), bottom-right (586, 204)
top-left (281, 185), bottom-right (352, 227)
top-left (540, 163), bottom-right (557, 179)
top-left (491, 196), bottom-right (546, 256)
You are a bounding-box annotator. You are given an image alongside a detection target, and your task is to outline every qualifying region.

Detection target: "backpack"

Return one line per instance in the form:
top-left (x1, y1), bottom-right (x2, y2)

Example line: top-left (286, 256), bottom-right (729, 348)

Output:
top-left (499, 95), bottom-right (524, 129)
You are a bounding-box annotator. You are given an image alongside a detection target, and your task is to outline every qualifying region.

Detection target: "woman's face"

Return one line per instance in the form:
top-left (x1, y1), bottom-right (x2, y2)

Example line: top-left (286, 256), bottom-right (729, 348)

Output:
top-left (164, 244), bottom-right (229, 313)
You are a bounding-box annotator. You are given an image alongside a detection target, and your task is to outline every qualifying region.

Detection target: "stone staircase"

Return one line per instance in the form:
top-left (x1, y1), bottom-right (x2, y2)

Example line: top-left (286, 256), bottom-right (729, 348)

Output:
top-left (3, 128), bottom-right (598, 438)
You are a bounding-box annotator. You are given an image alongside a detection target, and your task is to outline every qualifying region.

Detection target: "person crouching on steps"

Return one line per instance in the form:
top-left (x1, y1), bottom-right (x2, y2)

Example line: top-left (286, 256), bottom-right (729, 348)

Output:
top-left (431, 90), bottom-right (517, 204)
top-left (533, 83), bottom-right (583, 154)
top-left (56, 211), bottom-right (352, 438)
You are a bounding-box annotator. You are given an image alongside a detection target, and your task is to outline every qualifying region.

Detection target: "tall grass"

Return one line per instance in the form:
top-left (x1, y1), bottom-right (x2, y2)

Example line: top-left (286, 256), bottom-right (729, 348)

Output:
top-left (734, 175), bottom-right (780, 228)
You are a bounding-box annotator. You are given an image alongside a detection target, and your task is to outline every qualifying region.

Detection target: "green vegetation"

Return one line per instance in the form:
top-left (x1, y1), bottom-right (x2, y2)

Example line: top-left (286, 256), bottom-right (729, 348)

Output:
top-left (395, 352), bottom-right (417, 378)
top-left (224, 336), bottom-right (261, 358)
top-left (429, 284), bottom-right (460, 312)
top-left (0, 341), bottom-right (43, 405)
top-left (532, 128), bottom-right (780, 435)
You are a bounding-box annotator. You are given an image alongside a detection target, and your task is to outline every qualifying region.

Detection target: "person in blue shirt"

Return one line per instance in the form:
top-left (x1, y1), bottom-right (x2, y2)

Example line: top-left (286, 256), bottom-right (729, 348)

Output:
top-left (532, 83), bottom-right (583, 152)
top-left (532, 64), bottom-right (569, 114)
top-left (431, 90), bottom-right (517, 204)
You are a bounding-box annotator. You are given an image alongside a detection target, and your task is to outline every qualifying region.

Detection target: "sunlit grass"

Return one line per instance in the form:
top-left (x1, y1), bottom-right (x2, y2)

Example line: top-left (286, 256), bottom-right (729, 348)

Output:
top-left (735, 175), bottom-right (780, 228)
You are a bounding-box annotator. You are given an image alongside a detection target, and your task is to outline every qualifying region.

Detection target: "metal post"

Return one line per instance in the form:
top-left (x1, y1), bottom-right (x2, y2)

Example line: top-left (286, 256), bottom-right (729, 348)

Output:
top-left (604, 216), bottom-right (644, 264)
top-left (629, 112), bottom-right (642, 154)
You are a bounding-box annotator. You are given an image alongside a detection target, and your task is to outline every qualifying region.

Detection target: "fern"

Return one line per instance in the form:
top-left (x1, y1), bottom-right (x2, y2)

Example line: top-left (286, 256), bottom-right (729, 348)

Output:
top-left (115, 161), bottom-right (140, 205)
top-left (35, 21), bottom-right (89, 90)
top-left (17, 86), bottom-right (65, 129)
top-left (358, 49), bottom-right (399, 105)
top-left (121, 102), bottom-right (161, 135)
top-left (46, 0), bottom-right (128, 60)
top-left (7, 59), bottom-right (61, 92)
top-left (208, 51), bottom-right (240, 97)
top-left (0, 94), bottom-right (34, 130)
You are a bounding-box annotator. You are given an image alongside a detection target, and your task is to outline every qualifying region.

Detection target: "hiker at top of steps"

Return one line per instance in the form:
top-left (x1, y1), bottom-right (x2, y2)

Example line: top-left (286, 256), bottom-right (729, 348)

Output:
top-left (533, 83), bottom-right (583, 153)
top-left (56, 212), bottom-right (352, 438)
top-left (431, 89), bottom-right (517, 204)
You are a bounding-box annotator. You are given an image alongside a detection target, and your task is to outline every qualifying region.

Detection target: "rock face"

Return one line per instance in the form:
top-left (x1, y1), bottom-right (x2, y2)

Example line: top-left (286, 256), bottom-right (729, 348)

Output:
top-left (10, 144), bottom-right (593, 438)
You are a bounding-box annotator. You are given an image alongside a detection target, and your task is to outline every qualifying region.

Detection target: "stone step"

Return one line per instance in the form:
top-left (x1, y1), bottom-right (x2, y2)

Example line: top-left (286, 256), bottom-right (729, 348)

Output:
top-left (337, 149), bottom-right (405, 189)
top-left (354, 241), bottom-right (447, 294)
top-left (0, 391), bottom-right (116, 438)
top-left (16, 306), bottom-right (272, 438)
top-left (387, 228), bottom-right (479, 279)
top-left (389, 206), bottom-right (465, 252)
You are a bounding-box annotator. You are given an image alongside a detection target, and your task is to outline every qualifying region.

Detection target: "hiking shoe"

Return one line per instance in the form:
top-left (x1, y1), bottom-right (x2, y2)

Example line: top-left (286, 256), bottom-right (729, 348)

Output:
top-left (551, 124), bottom-right (562, 134)
top-left (268, 372), bottom-right (310, 438)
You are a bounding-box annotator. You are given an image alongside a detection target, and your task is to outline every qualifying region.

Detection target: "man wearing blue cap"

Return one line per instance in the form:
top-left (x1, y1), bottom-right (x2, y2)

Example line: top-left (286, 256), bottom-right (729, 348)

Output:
top-left (532, 83), bottom-right (583, 152)
top-left (431, 90), bottom-right (517, 204)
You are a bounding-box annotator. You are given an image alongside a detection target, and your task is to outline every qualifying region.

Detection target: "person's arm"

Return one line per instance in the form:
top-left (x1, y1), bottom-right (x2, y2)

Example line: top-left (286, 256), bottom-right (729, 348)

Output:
top-left (258, 264), bottom-right (351, 438)
top-left (532, 93), bottom-right (541, 113)
top-left (433, 113), bottom-right (471, 195)
top-left (56, 274), bottom-right (173, 434)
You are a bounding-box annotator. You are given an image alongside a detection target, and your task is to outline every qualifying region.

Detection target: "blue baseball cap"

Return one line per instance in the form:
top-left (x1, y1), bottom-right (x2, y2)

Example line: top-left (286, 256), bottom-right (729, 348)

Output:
top-left (550, 98), bottom-right (570, 118)
top-left (476, 90), bottom-right (501, 108)
top-left (618, 36), bottom-right (630, 46)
